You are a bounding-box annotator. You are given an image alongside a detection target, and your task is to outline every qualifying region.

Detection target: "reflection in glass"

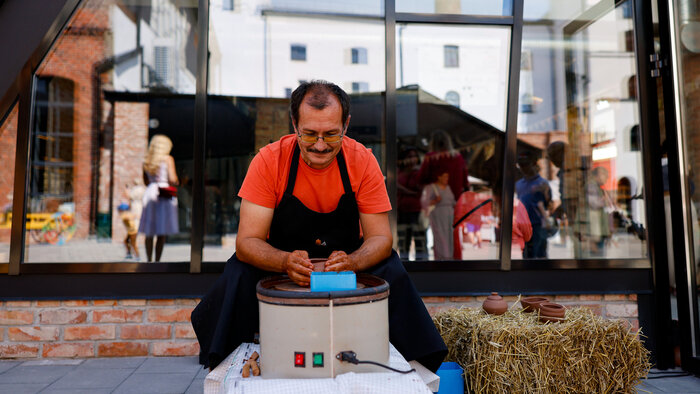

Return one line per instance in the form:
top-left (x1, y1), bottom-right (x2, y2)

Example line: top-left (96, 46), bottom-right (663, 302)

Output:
top-left (396, 24), bottom-right (510, 261)
top-left (204, 0), bottom-right (385, 261)
top-left (396, 0), bottom-right (513, 16)
top-left (0, 103), bottom-right (18, 263)
top-left (25, 0), bottom-right (198, 263)
top-left (515, 0), bottom-right (646, 259)
top-left (673, 0), bottom-right (700, 355)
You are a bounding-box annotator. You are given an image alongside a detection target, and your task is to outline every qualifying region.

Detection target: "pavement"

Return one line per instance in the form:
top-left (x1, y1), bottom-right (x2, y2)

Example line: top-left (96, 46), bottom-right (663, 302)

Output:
top-left (0, 356), bottom-right (699, 393)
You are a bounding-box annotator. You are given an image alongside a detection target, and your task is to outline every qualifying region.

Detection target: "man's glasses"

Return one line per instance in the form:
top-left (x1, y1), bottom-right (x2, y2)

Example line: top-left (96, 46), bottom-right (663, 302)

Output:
top-left (297, 132), bottom-right (344, 144)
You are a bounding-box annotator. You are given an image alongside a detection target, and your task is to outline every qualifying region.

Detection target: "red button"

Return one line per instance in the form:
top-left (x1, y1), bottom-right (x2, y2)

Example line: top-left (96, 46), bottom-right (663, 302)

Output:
top-left (294, 352), bottom-right (305, 367)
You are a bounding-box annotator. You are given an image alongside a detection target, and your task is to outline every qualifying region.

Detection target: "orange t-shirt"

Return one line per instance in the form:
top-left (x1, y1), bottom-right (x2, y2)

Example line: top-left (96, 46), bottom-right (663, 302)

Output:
top-left (238, 135), bottom-right (391, 214)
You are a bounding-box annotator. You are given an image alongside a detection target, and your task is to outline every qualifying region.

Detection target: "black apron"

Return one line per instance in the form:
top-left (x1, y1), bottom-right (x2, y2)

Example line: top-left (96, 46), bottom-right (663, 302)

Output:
top-left (191, 143), bottom-right (447, 372)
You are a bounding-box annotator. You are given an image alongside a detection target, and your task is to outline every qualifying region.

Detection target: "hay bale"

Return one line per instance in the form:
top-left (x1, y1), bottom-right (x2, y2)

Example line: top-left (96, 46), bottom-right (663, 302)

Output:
top-left (433, 302), bottom-right (650, 393)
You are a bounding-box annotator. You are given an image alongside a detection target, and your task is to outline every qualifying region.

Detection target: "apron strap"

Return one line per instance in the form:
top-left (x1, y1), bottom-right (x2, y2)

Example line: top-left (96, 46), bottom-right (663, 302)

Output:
top-left (336, 149), bottom-right (353, 195)
top-left (284, 143), bottom-right (301, 196)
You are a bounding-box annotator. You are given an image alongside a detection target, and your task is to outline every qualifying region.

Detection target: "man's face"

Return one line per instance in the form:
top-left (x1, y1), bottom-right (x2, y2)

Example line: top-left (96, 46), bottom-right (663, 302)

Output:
top-left (294, 94), bottom-right (349, 169)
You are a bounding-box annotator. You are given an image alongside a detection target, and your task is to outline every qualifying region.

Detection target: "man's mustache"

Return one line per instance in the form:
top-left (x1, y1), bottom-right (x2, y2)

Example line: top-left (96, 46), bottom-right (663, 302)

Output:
top-left (307, 148), bottom-right (333, 154)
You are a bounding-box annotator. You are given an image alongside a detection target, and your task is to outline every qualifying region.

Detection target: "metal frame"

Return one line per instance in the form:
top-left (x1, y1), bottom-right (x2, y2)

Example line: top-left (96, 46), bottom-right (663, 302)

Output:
top-left (662, 0), bottom-right (700, 371)
top-left (0, 0), bottom-right (654, 281)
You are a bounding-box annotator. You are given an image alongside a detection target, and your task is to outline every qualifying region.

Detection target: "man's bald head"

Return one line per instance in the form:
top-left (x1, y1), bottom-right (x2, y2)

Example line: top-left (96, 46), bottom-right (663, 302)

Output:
top-left (290, 80), bottom-right (350, 128)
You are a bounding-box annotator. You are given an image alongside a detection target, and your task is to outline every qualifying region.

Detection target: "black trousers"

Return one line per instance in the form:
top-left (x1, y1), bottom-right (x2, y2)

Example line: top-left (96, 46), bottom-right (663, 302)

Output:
top-left (191, 250), bottom-right (447, 372)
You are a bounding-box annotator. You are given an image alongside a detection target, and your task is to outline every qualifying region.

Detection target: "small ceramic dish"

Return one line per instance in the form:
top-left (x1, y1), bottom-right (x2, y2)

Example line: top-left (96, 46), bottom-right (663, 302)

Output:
top-left (520, 297), bottom-right (549, 313)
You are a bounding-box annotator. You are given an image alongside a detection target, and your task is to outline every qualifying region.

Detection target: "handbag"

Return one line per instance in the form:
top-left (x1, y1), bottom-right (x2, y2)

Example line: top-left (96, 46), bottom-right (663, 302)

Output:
top-left (158, 185), bottom-right (177, 199)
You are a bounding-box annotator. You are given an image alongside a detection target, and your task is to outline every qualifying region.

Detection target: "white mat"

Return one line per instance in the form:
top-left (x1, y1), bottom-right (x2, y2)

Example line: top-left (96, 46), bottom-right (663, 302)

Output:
top-left (204, 342), bottom-right (435, 394)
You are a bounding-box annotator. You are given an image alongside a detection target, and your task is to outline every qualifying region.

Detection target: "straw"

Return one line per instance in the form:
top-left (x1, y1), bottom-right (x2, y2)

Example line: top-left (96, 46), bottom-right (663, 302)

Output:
top-left (432, 303), bottom-right (651, 393)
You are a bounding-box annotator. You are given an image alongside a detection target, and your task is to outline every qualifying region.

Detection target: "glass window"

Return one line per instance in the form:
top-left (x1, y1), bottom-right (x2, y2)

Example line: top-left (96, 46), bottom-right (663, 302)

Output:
top-left (205, 0), bottom-right (385, 262)
top-left (396, 0), bottom-right (513, 16)
top-left (351, 47), bottom-right (368, 64)
top-left (0, 102), bottom-right (18, 263)
top-left (396, 24), bottom-right (511, 261)
top-left (444, 45), bottom-right (459, 68)
top-left (25, 0), bottom-right (198, 263)
top-left (514, 0), bottom-right (646, 260)
top-left (223, 0), bottom-right (235, 11)
top-left (291, 44), bottom-right (307, 61)
top-left (351, 82), bottom-right (369, 93)
top-left (445, 91), bottom-right (460, 107)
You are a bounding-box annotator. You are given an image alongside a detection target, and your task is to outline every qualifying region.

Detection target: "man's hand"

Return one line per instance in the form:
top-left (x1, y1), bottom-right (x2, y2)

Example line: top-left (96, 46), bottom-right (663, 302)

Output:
top-left (285, 250), bottom-right (314, 286)
top-left (325, 250), bottom-right (358, 272)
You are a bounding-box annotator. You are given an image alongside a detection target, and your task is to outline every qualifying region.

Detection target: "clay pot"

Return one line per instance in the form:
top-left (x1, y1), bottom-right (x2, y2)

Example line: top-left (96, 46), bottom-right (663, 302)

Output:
top-left (482, 292), bottom-right (508, 315)
top-left (538, 302), bottom-right (566, 323)
top-left (520, 297), bottom-right (548, 313)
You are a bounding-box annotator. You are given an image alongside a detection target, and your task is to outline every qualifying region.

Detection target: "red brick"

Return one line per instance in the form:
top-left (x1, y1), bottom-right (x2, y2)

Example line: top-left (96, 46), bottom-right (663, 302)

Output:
top-left (148, 299), bottom-right (175, 306)
top-left (62, 300), bottom-right (89, 307)
top-left (426, 305), bottom-right (454, 316)
top-left (147, 308), bottom-right (192, 323)
top-left (0, 344), bottom-right (39, 358)
top-left (8, 326), bottom-right (59, 341)
top-left (5, 301), bottom-right (31, 307)
top-left (97, 342), bottom-right (148, 357)
top-left (35, 301), bottom-right (61, 307)
top-left (628, 294), bottom-right (638, 301)
top-left (121, 324), bottom-right (171, 339)
top-left (502, 295), bottom-right (518, 302)
top-left (606, 304), bottom-right (638, 318)
top-left (119, 299), bottom-right (146, 306)
top-left (554, 295), bottom-right (577, 301)
top-left (449, 296), bottom-right (474, 302)
top-left (93, 309), bottom-right (143, 323)
top-left (421, 297), bottom-right (445, 304)
top-left (43, 343), bottom-right (93, 358)
top-left (93, 300), bottom-right (117, 306)
top-left (0, 311), bottom-right (34, 325)
top-left (152, 341), bottom-right (199, 356)
top-left (175, 324), bottom-right (196, 339)
top-left (579, 294), bottom-right (602, 301)
top-left (39, 310), bottom-right (87, 325)
top-left (175, 299), bottom-right (198, 306)
top-left (603, 294), bottom-right (627, 301)
top-left (65, 325), bottom-right (115, 340)
top-left (475, 296), bottom-right (487, 302)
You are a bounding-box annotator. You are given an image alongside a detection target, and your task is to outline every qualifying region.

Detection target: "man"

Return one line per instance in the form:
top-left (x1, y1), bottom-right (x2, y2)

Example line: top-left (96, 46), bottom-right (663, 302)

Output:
top-left (191, 80), bottom-right (447, 373)
top-left (515, 150), bottom-right (553, 258)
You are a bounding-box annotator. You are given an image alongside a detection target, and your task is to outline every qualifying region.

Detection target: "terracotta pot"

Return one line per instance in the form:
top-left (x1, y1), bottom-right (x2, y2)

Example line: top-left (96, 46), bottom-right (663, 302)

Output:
top-left (520, 297), bottom-right (548, 313)
top-left (482, 292), bottom-right (508, 315)
top-left (538, 302), bottom-right (566, 323)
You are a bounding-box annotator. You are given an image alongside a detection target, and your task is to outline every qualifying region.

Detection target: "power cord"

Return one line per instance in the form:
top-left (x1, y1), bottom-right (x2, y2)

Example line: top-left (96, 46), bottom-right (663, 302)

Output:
top-left (336, 351), bottom-right (416, 374)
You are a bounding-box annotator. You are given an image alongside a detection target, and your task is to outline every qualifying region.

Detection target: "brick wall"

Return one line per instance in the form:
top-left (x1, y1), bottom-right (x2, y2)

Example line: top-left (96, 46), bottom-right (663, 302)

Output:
top-left (0, 294), bottom-right (640, 360)
top-left (0, 104), bottom-right (18, 245)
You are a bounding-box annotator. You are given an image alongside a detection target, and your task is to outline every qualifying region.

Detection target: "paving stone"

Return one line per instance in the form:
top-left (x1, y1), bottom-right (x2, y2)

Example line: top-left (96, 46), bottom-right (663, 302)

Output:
top-left (46, 367), bottom-right (133, 389)
top-left (195, 366), bottom-right (209, 379)
top-left (135, 356), bottom-right (200, 374)
top-left (113, 372), bottom-right (196, 394)
top-left (0, 360), bottom-right (21, 374)
top-left (185, 378), bottom-right (204, 394)
top-left (0, 383), bottom-right (48, 393)
top-left (80, 357), bottom-right (146, 369)
top-left (21, 359), bottom-right (83, 366)
top-left (0, 365), bottom-right (75, 383)
top-left (40, 388), bottom-right (113, 394)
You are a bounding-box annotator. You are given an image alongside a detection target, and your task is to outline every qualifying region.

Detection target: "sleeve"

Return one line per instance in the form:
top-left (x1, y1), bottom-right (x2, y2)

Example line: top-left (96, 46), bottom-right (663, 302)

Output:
top-left (237, 152), bottom-right (278, 209)
top-left (355, 152), bottom-right (392, 214)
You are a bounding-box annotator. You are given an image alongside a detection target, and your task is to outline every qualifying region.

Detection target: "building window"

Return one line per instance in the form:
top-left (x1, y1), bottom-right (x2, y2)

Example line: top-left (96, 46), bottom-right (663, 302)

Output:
top-left (351, 47), bottom-right (368, 64)
top-left (291, 44), bottom-right (307, 61)
top-left (154, 46), bottom-right (172, 86)
top-left (445, 91), bottom-right (460, 107)
top-left (223, 0), bottom-right (234, 11)
top-left (630, 125), bottom-right (640, 151)
top-left (351, 82), bottom-right (369, 93)
top-left (444, 45), bottom-right (459, 68)
top-left (285, 88), bottom-right (292, 98)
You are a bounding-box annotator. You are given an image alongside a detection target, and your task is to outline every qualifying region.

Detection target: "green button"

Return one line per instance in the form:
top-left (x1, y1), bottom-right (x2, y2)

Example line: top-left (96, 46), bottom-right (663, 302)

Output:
top-left (313, 352), bottom-right (323, 367)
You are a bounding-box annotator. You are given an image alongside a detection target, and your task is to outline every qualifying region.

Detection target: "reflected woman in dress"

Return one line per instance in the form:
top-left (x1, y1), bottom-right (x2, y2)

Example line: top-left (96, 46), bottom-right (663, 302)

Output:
top-left (139, 134), bottom-right (179, 262)
top-left (421, 171), bottom-right (456, 260)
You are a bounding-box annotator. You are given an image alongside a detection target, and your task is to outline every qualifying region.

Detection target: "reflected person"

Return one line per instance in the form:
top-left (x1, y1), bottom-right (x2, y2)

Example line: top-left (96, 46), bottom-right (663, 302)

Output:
top-left (397, 147), bottom-right (427, 259)
top-left (138, 134), bottom-right (179, 262)
top-left (515, 150), bottom-right (552, 258)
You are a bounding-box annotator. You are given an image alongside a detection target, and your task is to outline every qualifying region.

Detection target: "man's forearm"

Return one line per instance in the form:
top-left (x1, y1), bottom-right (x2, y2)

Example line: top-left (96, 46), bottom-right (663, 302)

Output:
top-left (236, 238), bottom-right (289, 272)
top-left (349, 235), bottom-right (392, 271)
